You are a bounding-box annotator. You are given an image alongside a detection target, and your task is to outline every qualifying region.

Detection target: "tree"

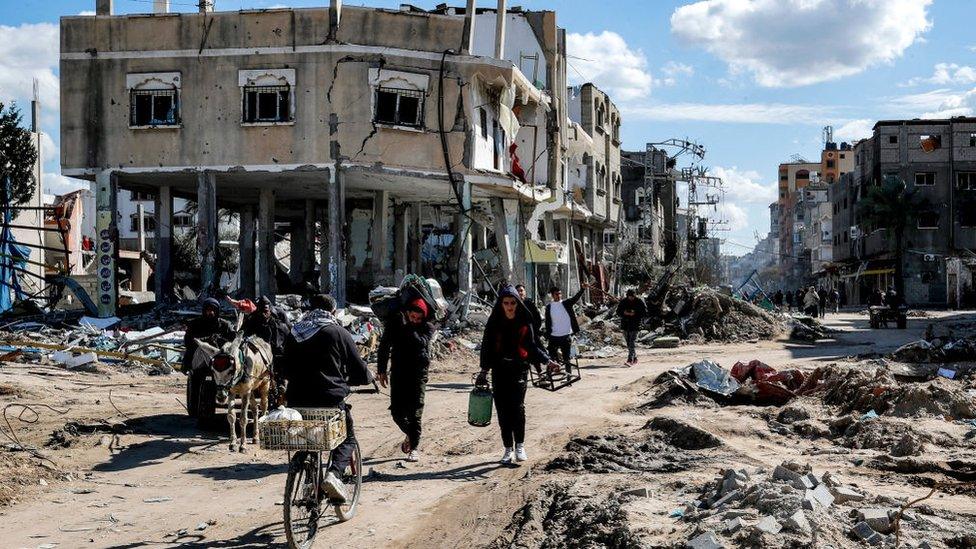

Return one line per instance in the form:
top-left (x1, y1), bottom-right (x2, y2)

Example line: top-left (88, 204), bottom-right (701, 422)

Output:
top-left (857, 176), bottom-right (927, 299)
top-left (0, 102), bottom-right (38, 206)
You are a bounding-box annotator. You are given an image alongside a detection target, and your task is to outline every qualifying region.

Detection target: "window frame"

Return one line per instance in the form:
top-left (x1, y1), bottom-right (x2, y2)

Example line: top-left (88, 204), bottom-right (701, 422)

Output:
top-left (957, 172), bottom-right (976, 191)
top-left (914, 172), bottom-right (936, 187)
top-left (917, 211), bottom-right (940, 230)
top-left (238, 69), bottom-right (296, 127)
top-left (241, 84), bottom-right (292, 124)
top-left (127, 72), bottom-right (182, 130)
top-left (373, 86), bottom-right (425, 129)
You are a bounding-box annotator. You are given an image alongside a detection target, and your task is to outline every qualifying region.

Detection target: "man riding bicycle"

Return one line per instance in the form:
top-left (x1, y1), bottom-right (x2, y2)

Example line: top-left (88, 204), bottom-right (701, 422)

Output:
top-left (278, 294), bottom-right (373, 503)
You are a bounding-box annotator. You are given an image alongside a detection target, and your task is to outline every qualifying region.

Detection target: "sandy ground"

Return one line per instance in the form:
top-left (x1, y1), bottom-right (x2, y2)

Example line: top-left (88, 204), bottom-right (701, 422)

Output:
top-left (0, 310), bottom-right (973, 548)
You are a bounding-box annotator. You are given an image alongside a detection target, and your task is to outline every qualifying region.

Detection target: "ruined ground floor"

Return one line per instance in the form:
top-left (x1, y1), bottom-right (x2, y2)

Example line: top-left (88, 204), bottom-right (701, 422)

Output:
top-left (2, 310), bottom-right (974, 548)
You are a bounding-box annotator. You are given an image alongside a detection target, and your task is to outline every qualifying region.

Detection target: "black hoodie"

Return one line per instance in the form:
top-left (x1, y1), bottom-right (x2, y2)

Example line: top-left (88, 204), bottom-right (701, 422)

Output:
top-left (479, 285), bottom-right (550, 371)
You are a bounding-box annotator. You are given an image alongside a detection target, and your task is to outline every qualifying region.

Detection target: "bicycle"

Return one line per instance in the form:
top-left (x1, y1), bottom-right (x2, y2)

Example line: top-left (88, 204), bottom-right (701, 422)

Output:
top-left (260, 407), bottom-right (363, 549)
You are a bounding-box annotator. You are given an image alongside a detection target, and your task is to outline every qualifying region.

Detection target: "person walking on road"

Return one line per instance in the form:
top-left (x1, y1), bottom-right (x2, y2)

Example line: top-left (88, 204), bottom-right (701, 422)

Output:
top-left (376, 298), bottom-right (435, 463)
top-left (784, 289), bottom-right (794, 312)
top-left (617, 289), bottom-right (647, 366)
top-left (476, 285), bottom-right (557, 465)
top-left (803, 286), bottom-right (820, 317)
top-left (544, 285), bottom-right (587, 373)
top-left (817, 287), bottom-right (828, 318)
top-left (516, 284), bottom-right (544, 339)
top-left (832, 288), bottom-right (841, 313)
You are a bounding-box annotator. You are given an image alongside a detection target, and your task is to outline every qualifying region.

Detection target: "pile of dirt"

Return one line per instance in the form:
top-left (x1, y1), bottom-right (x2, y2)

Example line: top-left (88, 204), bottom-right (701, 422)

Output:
top-left (546, 418), bottom-right (722, 474)
top-left (772, 406), bottom-right (939, 457)
top-left (807, 365), bottom-right (976, 418)
top-left (677, 287), bottom-right (784, 343)
top-left (0, 454), bottom-right (61, 507)
top-left (891, 337), bottom-right (976, 363)
top-left (678, 461), bottom-right (976, 548)
top-left (489, 482), bottom-right (642, 549)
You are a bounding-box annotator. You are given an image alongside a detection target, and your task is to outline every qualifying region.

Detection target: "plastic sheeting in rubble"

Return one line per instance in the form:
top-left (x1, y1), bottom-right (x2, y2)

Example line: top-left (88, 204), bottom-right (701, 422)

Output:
top-left (687, 359), bottom-right (741, 396)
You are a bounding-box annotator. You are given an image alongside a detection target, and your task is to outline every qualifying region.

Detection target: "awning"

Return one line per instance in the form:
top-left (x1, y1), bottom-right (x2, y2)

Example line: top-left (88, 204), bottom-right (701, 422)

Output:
top-left (840, 268), bottom-right (894, 279)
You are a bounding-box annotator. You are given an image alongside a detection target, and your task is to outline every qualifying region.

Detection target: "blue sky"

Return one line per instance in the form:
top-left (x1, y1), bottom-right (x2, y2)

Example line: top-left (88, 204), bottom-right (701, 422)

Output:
top-left (3, 0), bottom-right (974, 255)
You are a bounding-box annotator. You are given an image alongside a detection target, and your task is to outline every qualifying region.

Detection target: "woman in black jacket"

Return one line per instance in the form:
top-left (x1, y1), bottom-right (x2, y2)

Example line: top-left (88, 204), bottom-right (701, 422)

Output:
top-left (476, 285), bottom-right (557, 465)
top-left (377, 298), bottom-right (434, 462)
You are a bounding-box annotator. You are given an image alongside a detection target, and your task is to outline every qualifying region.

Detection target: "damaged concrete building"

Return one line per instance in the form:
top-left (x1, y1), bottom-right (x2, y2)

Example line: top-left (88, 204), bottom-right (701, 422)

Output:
top-left (59, 1), bottom-right (623, 316)
top-left (831, 118), bottom-right (976, 307)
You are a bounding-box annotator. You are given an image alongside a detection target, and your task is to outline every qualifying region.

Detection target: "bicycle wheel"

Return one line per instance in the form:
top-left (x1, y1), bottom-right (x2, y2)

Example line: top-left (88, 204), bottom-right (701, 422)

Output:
top-left (334, 441), bottom-right (362, 522)
top-left (283, 451), bottom-right (322, 549)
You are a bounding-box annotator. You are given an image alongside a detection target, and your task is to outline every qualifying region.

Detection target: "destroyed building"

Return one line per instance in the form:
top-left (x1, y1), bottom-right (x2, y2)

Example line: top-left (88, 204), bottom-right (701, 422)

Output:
top-left (621, 147), bottom-right (679, 266)
top-left (58, 1), bottom-right (623, 316)
top-left (831, 117), bottom-right (976, 307)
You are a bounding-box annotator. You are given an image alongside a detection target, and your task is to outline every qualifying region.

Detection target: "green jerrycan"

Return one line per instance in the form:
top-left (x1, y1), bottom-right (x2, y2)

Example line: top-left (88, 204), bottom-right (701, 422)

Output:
top-left (467, 374), bottom-right (493, 427)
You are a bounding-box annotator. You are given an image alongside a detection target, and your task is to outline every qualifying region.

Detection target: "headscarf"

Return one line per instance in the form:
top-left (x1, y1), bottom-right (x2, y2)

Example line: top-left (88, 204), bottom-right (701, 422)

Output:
top-left (201, 297), bottom-right (220, 312)
top-left (291, 309), bottom-right (338, 342)
top-left (486, 284), bottom-right (532, 327)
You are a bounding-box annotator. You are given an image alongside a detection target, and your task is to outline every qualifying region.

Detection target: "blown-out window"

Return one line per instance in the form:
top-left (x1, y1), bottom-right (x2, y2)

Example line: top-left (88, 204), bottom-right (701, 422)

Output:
top-left (127, 72), bottom-right (181, 128)
top-left (917, 211), bottom-right (939, 229)
top-left (374, 87), bottom-right (424, 128)
top-left (243, 85), bottom-right (291, 123)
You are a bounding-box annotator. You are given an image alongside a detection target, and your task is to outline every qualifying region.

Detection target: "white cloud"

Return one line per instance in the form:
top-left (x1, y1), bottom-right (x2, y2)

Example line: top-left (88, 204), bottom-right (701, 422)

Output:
top-left (655, 61), bottom-right (695, 86)
top-left (43, 173), bottom-right (87, 196)
top-left (623, 101), bottom-right (829, 124)
top-left (903, 63), bottom-right (976, 87)
top-left (671, 0), bottom-right (932, 88)
top-left (704, 202), bottom-right (749, 232)
top-left (708, 166), bottom-right (775, 204)
top-left (77, 10), bottom-right (96, 16)
top-left (0, 23), bottom-right (60, 110)
top-left (834, 119), bottom-right (874, 142)
top-left (566, 31), bottom-right (653, 101)
top-left (890, 87), bottom-right (976, 118)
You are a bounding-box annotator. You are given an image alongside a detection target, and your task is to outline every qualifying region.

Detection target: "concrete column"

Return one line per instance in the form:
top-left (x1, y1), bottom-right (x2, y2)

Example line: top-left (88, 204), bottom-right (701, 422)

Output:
top-left (238, 206), bottom-right (256, 298)
top-left (543, 212), bottom-right (555, 241)
top-left (461, 0), bottom-right (477, 54)
top-left (94, 170), bottom-right (118, 317)
top-left (564, 219), bottom-right (575, 293)
top-left (329, 0), bottom-right (342, 40)
top-left (198, 0), bottom-right (214, 13)
top-left (289, 219), bottom-right (307, 286)
top-left (153, 185), bottom-right (173, 302)
top-left (318, 205), bottom-right (328, 293)
top-left (409, 203), bottom-right (423, 273)
top-left (96, 0), bottom-right (113, 16)
top-left (303, 200), bottom-right (316, 280)
top-left (136, 203), bottom-right (146, 252)
top-left (473, 221), bottom-right (487, 252)
top-left (457, 181), bottom-right (473, 314)
top-left (326, 170), bottom-right (347, 306)
top-left (196, 172), bottom-right (218, 296)
top-left (494, 0), bottom-right (507, 59)
top-left (491, 197), bottom-right (514, 282)
top-left (372, 190), bottom-right (390, 281)
top-left (394, 203), bottom-right (408, 282)
top-left (153, 0), bottom-right (169, 13)
top-left (257, 188), bottom-right (276, 299)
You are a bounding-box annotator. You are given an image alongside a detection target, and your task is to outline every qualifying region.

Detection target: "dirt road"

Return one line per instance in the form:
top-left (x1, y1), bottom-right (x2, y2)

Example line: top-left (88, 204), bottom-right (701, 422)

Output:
top-left (1, 311), bottom-right (972, 548)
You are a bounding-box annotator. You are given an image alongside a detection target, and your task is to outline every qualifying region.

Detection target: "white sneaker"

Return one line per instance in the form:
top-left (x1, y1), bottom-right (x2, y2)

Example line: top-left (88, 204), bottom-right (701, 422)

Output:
top-left (406, 450), bottom-right (420, 462)
top-left (320, 471), bottom-right (347, 503)
top-left (515, 444), bottom-right (528, 462)
top-left (500, 447), bottom-right (514, 464)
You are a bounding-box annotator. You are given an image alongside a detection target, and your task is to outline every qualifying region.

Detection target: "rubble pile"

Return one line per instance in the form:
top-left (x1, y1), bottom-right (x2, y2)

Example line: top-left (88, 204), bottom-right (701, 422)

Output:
top-left (490, 482), bottom-right (641, 549)
top-left (788, 315), bottom-right (834, 342)
top-left (668, 287), bottom-right (784, 343)
top-left (546, 418), bottom-right (721, 474)
top-left (643, 359), bottom-right (806, 408)
top-left (891, 337), bottom-right (976, 363)
top-left (804, 365), bottom-right (976, 419)
top-left (680, 461), bottom-right (975, 548)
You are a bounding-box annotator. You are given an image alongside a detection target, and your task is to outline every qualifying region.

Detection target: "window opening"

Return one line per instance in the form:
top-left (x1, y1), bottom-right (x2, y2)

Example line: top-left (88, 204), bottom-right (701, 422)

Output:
top-left (374, 87), bottom-right (424, 128)
top-left (242, 85), bottom-right (291, 123)
top-left (130, 89), bottom-right (178, 126)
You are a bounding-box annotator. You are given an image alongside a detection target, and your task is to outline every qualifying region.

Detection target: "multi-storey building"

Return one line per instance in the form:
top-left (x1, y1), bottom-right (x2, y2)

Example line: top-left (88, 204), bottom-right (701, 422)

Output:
top-left (61, 1), bottom-right (618, 314)
top-left (832, 118), bottom-right (976, 307)
top-left (620, 147), bottom-right (678, 266)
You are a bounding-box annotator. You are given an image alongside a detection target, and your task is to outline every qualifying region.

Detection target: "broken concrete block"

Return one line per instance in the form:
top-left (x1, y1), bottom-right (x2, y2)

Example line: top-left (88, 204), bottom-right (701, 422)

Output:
top-left (724, 517), bottom-right (744, 534)
top-left (858, 508), bottom-right (892, 534)
top-left (721, 476), bottom-right (746, 494)
top-left (622, 487), bottom-right (651, 498)
top-left (830, 485), bottom-right (865, 504)
top-left (791, 476), bottom-right (815, 491)
top-left (735, 469), bottom-right (750, 482)
top-left (804, 473), bottom-right (819, 488)
top-left (686, 530), bottom-right (725, 549)
top-left (755, 515), bottom-right (782, 535)
top-left (852, 521), bottom-right (881, 543)
top-left (810, 484), bottom-right (835, 508)
top-left (773, 464), bottom-right (803, 483)
top-left (711, 489), bottom-right (742, 509)
top-left (784, 510), bottom-right (811, 534)
top-left (802, 492), bottom-right (818, 511)
top-left (723, 510), bottom-right (757, 520)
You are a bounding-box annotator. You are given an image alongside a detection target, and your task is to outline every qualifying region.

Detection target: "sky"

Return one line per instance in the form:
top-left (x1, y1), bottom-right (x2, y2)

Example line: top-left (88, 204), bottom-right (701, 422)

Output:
top-left (2, 0), bottom-right (974, 256)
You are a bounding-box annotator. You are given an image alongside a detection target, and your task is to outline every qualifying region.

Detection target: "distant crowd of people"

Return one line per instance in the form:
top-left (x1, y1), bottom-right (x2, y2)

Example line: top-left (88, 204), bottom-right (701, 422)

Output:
top-left (770, 286), bottom-right (839, 318)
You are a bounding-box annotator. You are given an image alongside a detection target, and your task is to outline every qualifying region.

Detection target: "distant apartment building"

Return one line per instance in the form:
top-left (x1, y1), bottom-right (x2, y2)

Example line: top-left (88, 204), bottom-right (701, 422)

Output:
top-left (775, 140), bottom-right (853, 286)
top-left (620, 147), bottom-right (678, 265)
top-left (832, 118), bottom-right (976, 307)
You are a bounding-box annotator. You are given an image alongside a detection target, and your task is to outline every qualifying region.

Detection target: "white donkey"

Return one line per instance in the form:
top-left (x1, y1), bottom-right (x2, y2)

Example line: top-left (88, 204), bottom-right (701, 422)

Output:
top-left (195, 327), bottom-right (273, 452)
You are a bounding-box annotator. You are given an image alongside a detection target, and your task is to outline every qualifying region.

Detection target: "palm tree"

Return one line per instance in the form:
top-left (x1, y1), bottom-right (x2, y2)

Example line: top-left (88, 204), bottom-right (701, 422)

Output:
top-left (857, 176), bottom-right (927, 298)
